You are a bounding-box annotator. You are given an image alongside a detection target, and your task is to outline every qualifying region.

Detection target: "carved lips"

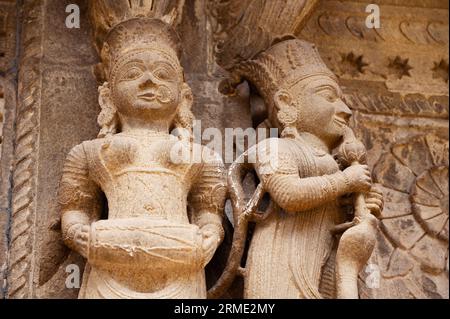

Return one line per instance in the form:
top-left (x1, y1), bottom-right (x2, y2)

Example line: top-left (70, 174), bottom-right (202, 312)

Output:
top-left (138, 91), bottom-right (157, 102)
top-left (138, 86), bottom-right (174, 106)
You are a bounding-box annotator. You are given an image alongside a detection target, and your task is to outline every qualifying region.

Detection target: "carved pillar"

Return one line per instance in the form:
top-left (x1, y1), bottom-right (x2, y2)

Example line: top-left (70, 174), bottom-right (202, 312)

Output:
top-left (7, 0), bottom-right (99, 299)
top-left (0, 0), bottom-right (17, 299)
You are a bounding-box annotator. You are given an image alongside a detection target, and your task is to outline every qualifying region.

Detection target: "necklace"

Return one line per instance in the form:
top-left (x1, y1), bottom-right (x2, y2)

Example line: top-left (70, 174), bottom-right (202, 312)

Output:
top-left (118, 131), bottom-right (171, 139)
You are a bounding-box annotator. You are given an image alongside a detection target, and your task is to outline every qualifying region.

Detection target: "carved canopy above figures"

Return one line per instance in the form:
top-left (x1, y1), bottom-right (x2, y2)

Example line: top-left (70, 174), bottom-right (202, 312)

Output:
top-left (208, 0), bottom-right (319, 70)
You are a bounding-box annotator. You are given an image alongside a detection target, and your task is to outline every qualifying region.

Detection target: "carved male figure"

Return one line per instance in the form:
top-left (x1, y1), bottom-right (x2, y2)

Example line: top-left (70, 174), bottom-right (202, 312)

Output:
top-left (58, 18), bottom-right (226, 299)
top-left (218, 39), bottom-right (383, 299)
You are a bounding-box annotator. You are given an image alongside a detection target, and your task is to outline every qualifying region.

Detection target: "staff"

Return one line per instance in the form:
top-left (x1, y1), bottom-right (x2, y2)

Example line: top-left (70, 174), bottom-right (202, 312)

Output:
top-left (333, 129), bottom-right (379, 299)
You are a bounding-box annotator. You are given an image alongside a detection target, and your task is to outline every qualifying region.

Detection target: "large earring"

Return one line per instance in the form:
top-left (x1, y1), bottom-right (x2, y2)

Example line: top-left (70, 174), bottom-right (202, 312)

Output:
top-left (275, 93), bottom-right (299, 139)
top-left (277, 105), bottom-right (298, 129)
top-left (278, 107), bottom-right (300, 139)
top-left (97, 82), bottom-right (119, 138)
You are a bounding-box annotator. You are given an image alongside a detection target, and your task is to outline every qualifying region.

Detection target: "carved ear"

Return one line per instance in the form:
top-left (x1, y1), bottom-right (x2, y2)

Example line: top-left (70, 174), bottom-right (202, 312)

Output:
top-left (180, 82), bottom-right (194, 110)
top-left (273, 90), bottom-right (292, 111)
top-left (97, 82), bottom-right (119, 138)
top-left (98, 82), bottom-right (114, 111)
top-left (274, 90), bottom-right (298, 137)
top-left (173, 83), bottom-right (194, 134)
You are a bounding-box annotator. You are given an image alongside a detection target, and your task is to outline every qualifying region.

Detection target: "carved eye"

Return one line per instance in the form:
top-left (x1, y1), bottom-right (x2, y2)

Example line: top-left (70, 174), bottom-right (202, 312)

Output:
top-left (153, 68), bottom-right (171, 81)
top-left (122, 67), bottom-right (143, 81)
top-left (317, 88), bottom-right (338, 102)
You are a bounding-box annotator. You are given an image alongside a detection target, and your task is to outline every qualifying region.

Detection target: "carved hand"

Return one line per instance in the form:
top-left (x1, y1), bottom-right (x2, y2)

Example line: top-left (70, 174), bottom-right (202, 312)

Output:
top-left (337, 184), bottom-right (384, 217)
top-left (200, 224), bottom-right (221, 266)
top-left (364, 184), bottom-right (384, 217)
top-left (342, 164), bottom-right (372, 193)
top-left (70, 224), bottom-right (91, 259)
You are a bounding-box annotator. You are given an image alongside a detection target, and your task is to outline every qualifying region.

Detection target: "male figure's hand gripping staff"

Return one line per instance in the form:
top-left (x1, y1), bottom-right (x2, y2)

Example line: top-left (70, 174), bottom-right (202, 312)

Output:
top-left (333, 130), bottom-right (379, 299)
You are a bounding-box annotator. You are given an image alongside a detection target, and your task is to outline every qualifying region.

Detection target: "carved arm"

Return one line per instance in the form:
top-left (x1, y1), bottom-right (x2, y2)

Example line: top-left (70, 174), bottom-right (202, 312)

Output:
top-left (188, 148), bottom-right (227, 263)
top-left (263, 172), bottom-right (352, 213)
top-left (59, 143), bottom-right (102, 259)
top-left (255, 139), bottom-right (352, 213)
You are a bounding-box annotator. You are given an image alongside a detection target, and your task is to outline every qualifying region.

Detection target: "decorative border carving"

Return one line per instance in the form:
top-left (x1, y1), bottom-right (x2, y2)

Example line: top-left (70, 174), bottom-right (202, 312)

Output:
top-left (6, 0), bottom-right (44, 299)
top-left (343, 85), bottom-right (449, 119)
top-left (299, 0), bottom-right (449, 97)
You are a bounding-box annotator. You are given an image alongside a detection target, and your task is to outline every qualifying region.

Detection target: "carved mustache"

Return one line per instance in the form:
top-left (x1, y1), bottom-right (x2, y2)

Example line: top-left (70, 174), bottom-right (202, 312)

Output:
top-left (138, 86), bottom-right (175, 104)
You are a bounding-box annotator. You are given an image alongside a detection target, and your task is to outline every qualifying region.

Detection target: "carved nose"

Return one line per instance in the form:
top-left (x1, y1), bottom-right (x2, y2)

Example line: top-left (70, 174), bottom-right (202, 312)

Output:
top-left (336, 100), bottom-right (353, 122)
top-left (139, 72), bottom-right (157, 89)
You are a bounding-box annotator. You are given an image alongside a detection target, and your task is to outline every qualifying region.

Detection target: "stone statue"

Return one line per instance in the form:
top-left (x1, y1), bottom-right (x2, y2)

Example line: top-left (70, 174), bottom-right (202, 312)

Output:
top-left (209, 38), bottom-right (384, 299)
top-left (58, 18), bottom-right (226, 299)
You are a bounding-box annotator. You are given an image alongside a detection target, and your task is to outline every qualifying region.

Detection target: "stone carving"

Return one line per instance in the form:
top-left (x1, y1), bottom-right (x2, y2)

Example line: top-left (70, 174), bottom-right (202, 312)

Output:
top-left (299, 0), bottom-right (449, 97)
top-left (209, 38), bottom-right (383, 299)
top-left (343, 90), bottom-right (448, 119)
top-left (372, 134), bottom-right (448, 291)
top-left (299, 0), bottom-right (448, 299)
top-left (0, 0), bottom-right (447, 300)
top-left (412, 166), bottom-right (448, 241)
top-left (7, 0), bottom-right (44, 299)
top-left (208, 0), bottom-right (319, 70)
top-left (90, 0), bottom-right (185, 81)
top-left (0, 1), bottom-right (17, 73)
top-left (58, 17), bottom-right (226, 299)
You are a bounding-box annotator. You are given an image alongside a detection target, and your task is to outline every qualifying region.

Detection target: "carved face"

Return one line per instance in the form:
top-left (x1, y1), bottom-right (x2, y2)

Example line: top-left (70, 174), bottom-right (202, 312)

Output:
top-left (110, 50), bottom-right (184, 121)
top-left (276, 75), bottom-right (353, 147)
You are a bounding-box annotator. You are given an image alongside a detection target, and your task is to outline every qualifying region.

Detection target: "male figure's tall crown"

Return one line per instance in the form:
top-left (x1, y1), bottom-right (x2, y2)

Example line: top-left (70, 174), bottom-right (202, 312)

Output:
top-left (226, 39), bottom-right (335, 97)
top-left (220, 38), bottom-right (336, 120)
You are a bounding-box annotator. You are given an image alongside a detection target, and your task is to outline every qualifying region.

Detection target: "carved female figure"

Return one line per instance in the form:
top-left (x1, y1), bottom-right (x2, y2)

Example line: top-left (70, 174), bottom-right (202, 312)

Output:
top-left (210, 39), bottom-right (383, 299)
top-left (58, 18), bottom-right (226, 299)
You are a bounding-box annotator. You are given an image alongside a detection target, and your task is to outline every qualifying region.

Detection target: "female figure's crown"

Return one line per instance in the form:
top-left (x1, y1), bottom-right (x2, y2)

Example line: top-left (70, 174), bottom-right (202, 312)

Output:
top-left (101, 18), bottom-right (182, 79)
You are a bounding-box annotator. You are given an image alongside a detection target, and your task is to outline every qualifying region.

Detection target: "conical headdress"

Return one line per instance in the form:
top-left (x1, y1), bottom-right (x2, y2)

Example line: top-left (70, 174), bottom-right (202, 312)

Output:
top-left (101, 18), bottom-right (182, 80)
top-left (223, 39), bottom-right (336, 121)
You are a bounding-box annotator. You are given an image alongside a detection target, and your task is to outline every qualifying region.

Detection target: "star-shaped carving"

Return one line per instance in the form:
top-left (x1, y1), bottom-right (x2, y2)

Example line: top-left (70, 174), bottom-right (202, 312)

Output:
top-left (432, 59), bottom-right (449, 83)
top-left (387, 56), bottom-right (412, 79)
top-left (339, 52), bottom-right (368, 77)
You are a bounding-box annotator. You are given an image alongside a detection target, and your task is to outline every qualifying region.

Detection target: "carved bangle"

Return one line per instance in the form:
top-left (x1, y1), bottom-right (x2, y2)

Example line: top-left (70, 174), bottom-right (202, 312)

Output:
top-left (335, 171), bottom-right (352, 192)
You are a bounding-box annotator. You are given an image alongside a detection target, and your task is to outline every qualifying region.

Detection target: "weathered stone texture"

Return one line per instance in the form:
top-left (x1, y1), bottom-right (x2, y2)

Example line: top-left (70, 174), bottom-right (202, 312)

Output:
top-left (0, 0), bottom-right (17, 299)
top-left (6, 0), bottom-right (99, 299)
top-left (0, 0), bottom-right (447, 299)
